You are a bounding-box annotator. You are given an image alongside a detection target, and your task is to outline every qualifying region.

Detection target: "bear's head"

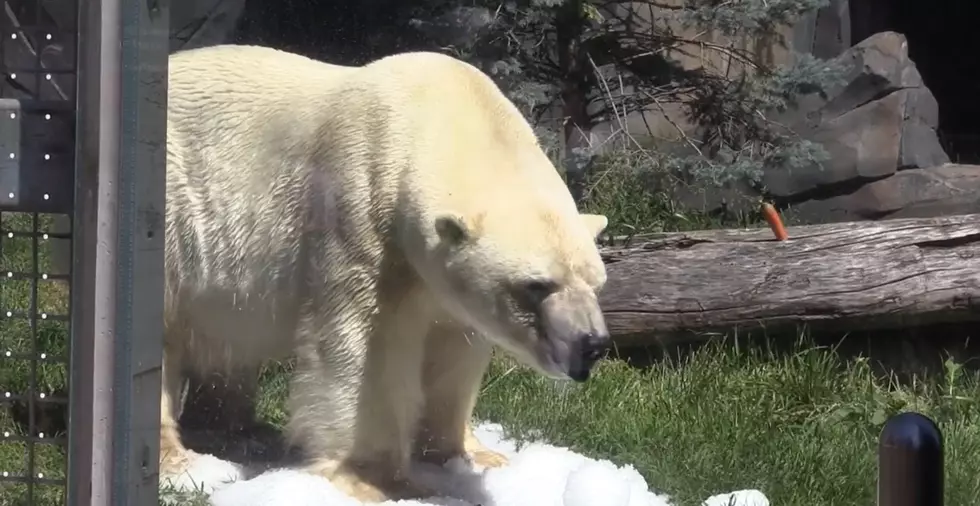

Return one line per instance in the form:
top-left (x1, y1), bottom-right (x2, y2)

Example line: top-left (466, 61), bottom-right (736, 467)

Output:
top-left (429, 207), bottom-right (611, 382)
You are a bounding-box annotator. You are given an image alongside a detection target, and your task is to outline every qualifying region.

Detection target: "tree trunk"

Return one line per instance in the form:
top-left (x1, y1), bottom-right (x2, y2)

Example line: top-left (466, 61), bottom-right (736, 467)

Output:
top-left (598, 214), bottom-right (980, 346)
top-left (555, 0), bottom-right (592, 204)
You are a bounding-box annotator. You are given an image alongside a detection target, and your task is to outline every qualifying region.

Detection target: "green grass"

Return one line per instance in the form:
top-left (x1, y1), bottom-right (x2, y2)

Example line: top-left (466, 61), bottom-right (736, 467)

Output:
top-left (184, 339), bottom-right (980, 506)
top-left (477, 341), bottom-right (980, 505)
top-left (11, 337), bottom-right (980, 505)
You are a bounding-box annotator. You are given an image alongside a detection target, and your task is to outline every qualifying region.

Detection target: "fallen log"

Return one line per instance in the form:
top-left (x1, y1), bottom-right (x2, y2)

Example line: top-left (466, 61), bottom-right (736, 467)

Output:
top-left (597, 213), bottom-right (980, 347)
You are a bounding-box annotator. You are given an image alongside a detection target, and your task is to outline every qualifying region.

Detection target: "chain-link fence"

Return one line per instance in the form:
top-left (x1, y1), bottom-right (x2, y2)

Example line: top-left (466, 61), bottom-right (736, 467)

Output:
top-left (0, 0), bottom-right (77, 502)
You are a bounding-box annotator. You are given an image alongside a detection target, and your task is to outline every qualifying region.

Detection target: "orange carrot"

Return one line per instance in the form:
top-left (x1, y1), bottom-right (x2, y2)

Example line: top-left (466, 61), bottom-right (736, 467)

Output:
top-left (761, 202), bottom-right (788, 241)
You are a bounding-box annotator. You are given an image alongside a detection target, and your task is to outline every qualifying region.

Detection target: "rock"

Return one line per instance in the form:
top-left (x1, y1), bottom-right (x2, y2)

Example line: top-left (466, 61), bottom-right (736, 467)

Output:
top-left (766, 89), bottom-right (907, 197)
top-left (765, 31), bottom-right (949, 200)
top-left (409, 6), bottom-right (495, 48)
top-left (793, 0), bottom-right (852, 59)
top-left (680, 31), bottom-right (970, 224)
top-left (790, 164), bottom-right (980, 222)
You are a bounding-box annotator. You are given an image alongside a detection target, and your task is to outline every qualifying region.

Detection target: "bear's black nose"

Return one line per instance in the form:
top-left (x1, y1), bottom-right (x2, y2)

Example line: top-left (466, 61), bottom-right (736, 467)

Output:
top-left (569, 331), bottom-right (611, 382)
top-left (581, 331), bottom-right (611, 362)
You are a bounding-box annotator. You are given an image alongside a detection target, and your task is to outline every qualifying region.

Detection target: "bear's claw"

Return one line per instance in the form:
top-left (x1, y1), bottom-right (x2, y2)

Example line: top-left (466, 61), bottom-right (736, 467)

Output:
top-left (469, 447), bottom-right (509, 468)
top-left (322, 465), bottom-right (436, 503)
top-left (464, 427), bottom-right (509, 468)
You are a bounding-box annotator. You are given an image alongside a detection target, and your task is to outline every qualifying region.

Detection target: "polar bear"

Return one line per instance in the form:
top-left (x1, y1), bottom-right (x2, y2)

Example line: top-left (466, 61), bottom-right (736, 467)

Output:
top-left (162, 44), bottom-right (611, 501)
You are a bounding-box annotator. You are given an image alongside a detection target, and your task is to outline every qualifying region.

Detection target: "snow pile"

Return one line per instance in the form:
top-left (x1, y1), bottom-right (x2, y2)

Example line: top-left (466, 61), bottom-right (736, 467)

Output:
top-left (163, 423), bottom-right (769, 506)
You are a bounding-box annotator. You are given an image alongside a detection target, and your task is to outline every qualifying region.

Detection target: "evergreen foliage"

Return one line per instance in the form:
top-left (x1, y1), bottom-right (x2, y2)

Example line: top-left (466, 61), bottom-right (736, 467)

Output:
top-left (410, 0), bottom-right (847, 202)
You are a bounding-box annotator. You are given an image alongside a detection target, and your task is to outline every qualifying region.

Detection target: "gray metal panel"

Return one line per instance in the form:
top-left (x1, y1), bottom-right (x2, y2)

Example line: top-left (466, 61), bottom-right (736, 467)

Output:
top-left (114, 0), bottom-right (168, 502)
top-left (0, 100), bottom-right (23, 209)
top-left (68, 0), bottom-right (168, 504)
top-left (0, 0), bottom-right (78, 214)
top-left (66, 0), bottom-right (107, 502)
top-left (0, 99), bottom-right (75, 214)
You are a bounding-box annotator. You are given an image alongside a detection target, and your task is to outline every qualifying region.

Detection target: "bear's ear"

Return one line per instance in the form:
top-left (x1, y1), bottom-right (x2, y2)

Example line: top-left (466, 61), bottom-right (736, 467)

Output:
top-left (579, 213), bottom-right (608, 239)
top-left (435, 214), bottom-right (472, 245)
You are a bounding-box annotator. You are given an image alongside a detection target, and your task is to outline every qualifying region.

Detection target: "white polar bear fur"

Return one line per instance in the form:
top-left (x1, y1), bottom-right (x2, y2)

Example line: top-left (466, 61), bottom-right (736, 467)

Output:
top-left (162, 44), bottom-right (610, 501)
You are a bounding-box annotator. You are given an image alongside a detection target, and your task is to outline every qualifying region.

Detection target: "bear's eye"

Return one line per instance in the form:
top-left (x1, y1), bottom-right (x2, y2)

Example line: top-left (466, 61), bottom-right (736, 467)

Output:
top-left (521, 280), bottom-right (557, 303)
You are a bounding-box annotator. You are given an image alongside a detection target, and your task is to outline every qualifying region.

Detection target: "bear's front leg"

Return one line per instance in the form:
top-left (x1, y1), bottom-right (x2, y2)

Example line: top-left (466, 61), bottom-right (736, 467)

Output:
top-left (415, 323), bottom-right (509, 469)
top-left (159, 341), bottom-right (193, 480)
top-left (289, 294), bottom-right (436, 502)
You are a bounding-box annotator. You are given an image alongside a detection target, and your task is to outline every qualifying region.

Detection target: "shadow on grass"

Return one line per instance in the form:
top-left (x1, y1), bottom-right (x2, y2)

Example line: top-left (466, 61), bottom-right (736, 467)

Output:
top-left (613, 322), bottom-right (980, 384)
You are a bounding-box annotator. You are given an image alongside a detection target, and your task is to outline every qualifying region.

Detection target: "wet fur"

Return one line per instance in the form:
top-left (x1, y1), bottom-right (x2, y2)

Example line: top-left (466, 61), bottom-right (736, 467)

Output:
top-left (162, 44), bottom-right (607, 501)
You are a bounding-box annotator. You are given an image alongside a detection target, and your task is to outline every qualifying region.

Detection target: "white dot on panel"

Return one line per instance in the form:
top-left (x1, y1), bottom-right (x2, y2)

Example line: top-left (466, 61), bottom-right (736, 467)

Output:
top-left (9, 34), bottom-right (15, 39)
top-left (38, 432), bottom-right (44, 438)
top-left (8, 153), bottom-right (14, 159)
top-left (41, 273), bottom-right (47, 279)
top-left (44, 114), bottom-right (50, 120)
top-left (46, 34), bottom-right (52, 40)
top-left (41, 313), bottom-right (47, 319)
top-left (44, 154), bottom-right (50, 160)
top-left (3, 392), bottom-right (9, 397)
top-left (37, 472), bottom-right (43, 478)
top-left (8, 113), bottom-right (14, 119)
top-left (1, 471), bottom-right (7, 477)
top-left (5, 311), bottom-right (10, 317)
top-left (45, 74), bottom-right (51, 80)
top-left (9, 73), bottom-right (14, 79)
top-left (40, 353), bottom-right (46, 359)
top-left (39, 393), bottom-right (45, 399)
top-left (43, 194), bottom-right (49, 200)
top-left (2, 431), bottom-right (8, 437)
top-left (6, 232), bottom-right (11, 238)
top-left (42, 233), bottom-right (48, 239)
top-left (3, 351), bottom-right (9, 357)
top-left (6, 272), bottom-right (12, 277)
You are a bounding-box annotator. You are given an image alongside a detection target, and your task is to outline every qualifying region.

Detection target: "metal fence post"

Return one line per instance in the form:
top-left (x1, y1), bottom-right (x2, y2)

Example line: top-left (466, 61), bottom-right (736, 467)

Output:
top-left (68, 0), bottom-right (168, 504)
top-left (877, 411), bottom-right (944, 506)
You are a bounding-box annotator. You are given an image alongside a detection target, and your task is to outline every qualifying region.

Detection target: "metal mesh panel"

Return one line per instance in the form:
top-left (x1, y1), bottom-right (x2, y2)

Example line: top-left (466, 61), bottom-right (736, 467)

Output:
top-left (0, 0), bottom-right (76, 504)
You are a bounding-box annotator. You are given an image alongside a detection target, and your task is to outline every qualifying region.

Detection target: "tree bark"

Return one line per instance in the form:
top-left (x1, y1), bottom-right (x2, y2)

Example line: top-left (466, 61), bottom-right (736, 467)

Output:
top-left (598, 214), bottom-right (980, 346)
top-left (555, 0), bottom-right (592, 204)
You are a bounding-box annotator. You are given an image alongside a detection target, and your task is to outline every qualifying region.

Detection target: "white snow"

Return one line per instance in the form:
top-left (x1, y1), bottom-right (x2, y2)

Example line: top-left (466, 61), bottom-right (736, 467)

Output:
top-left (161, 423), bottom-right (769, 506)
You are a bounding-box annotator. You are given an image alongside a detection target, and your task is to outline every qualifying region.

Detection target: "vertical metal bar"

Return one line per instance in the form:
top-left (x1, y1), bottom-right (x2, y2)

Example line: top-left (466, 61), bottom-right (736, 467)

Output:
top-left (27, 212), bottom-right (40, 503)
top-left (66, 0), bottom-right (99, 498)
top-left (31, 0), bottom-right (45, 490)
top-left (34, 0), bottom-right (42, 101)
top-left (114, 0), bottom-right (168, 503)
top-left (67, 0), bottom-right (168, 504)
top-left (91, 0), bottom-right (125, 499)
top-left (93, 0), bottom-right (124, 499)
top-left (27, 0), bottom-right (45, 499)
top-left (67, 0), bottom-right (120, 503)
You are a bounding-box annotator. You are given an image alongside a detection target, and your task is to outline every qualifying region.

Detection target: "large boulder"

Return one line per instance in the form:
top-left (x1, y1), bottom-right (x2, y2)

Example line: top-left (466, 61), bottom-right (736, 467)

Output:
top-left (790, 163), bottom-right (980, 221)
top-left (682, 31), bottom-right (980, 224)
top-left (766, 31), bottom-right (949, 201)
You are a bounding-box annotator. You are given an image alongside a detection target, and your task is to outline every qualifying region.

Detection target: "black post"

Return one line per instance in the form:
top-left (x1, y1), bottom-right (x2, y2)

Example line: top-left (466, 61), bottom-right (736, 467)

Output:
top-left (877, 411), bottom-right (944, 506)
